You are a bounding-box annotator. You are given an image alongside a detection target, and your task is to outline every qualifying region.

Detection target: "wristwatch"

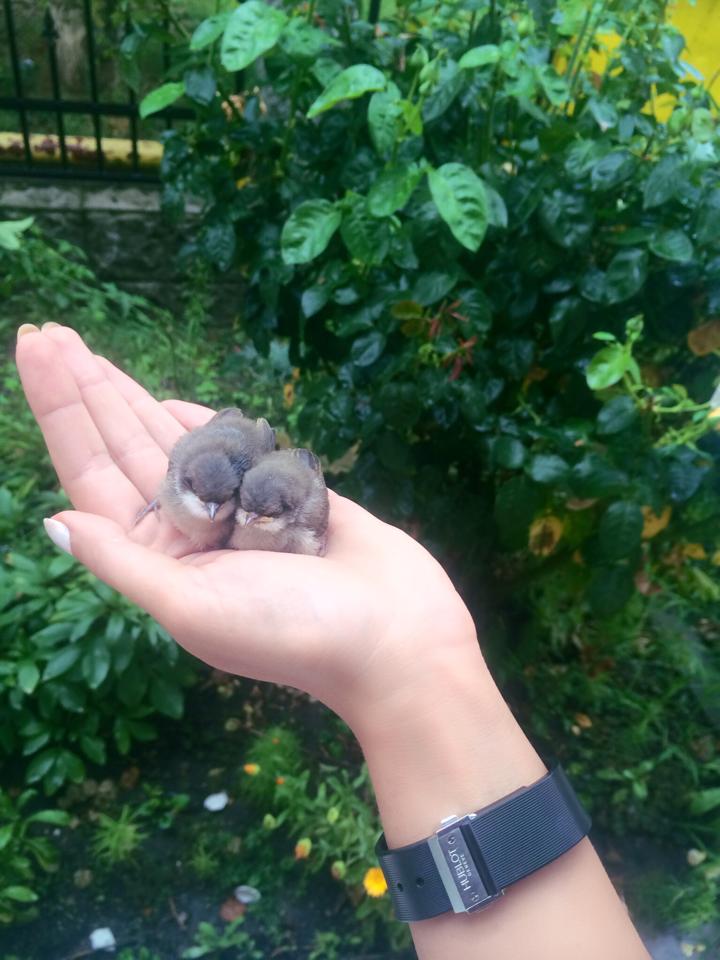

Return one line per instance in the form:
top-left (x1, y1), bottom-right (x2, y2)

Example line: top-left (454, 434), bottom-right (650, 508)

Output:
top-left (376, 765), bottom-right (590, 921)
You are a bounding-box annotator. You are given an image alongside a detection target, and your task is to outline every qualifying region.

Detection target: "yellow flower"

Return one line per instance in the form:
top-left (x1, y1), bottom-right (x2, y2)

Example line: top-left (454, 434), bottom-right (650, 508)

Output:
top-left (528, 515), bottom-right (564, 557)
top-left (363, 866), bottom-right (388, 898)
top-left (683, 543), bottom-right (707, 560)
top-left (243, 763), bottom-right (260, 776)
top-left (283, 382), bottom-right (295, 409)
top-left (641, 505), bottom-right (672, 539)
top-left (294, 837), bottom-right (312, 859)
top-left (574, 713), bottom-right (593, 729)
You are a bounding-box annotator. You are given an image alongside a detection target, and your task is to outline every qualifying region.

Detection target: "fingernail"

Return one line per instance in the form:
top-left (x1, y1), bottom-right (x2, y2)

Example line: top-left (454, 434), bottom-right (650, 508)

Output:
top-left (43, 518), bottom-right (72, 556)
top-left (17, 323), bottom-right (39, 340)
top-left (42, 322), bottom-right (61, 331)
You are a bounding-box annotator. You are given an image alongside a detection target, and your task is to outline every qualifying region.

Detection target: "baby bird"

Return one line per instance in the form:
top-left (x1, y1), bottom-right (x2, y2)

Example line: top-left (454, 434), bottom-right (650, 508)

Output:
top-left (144, 408), bottom-right (276, 549)
top-left (229, 449), bottom-right (329, 556)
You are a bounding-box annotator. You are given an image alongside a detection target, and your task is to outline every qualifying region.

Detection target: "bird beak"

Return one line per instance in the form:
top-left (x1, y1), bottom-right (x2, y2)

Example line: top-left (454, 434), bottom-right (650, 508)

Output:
top-left (205, 502), bottom-right (220, 521)
top-left (240, 511), bottom-right (260, 527)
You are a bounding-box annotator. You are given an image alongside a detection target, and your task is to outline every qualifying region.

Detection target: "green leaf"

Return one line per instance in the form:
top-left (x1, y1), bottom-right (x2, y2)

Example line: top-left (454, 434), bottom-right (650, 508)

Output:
top-left (428, 163), bottom-right (489, 252)
top-left (221, 1), bottom-right (287, 72)
top-left (696, 190), bottom-right (720, 245)
top-left (691, 108), bottom-right (714, 143)
top-left (571, 455), bottom-right (627, 498)
top-left (151, 677), bottom-right (184, 719)
top-left (590, 150), bottom-right (636, 192)
top-left (42, 645), bottom-right (81, 681)
top-left (586, 344), bottom-right (629, 390)
top-left (422, 60), bottom-right (463, 123)
top-left (0, 824), bottom-right (14, 850)
top-left (308, 64), bottom-right (386, 119)
top-left (367, 163), bottom-right (423, 218)
top-left (0, 216), bottom-right (34, 251)
top-left (485, 186), bottom-right (508, 228)
top-left (587, 566), bottom-right (634, 617)
top-left (301, 286), bottom-right (329, 318)
top-left (281, 200), bottom-right (341, 265)
top-left (351, 331), bottom-right (386, 367)
top-left (643, 155), bottom-right (683, 209)
top-left (412, 272), bottom-right (458, 306)
top-left (200, 221), bottom-right (236, 272)
top-left (25, 749), bottom-right (57, 784)
top-left (458, 45), bottom-right (500, 69)
top-left (649, 229), bottom-right (693, 263)
top-left (587, 99), bottom-right (618, 131)
top-left (17, 661), bottom-right (40, 694)
top-left (494, 437), bottom-right (526, 469)
top-left (82, 646), bottom-right (110, 689)
top-left (584, 249), bottom-right (647, 305)
top-left (539, 189), bottom-right (594, 249)
top-left (3, 886), bottom-right (38, 903)
top-left (528, 455), bottom-right (568, 484)
top-left (281, 19), bottom-right (339, 61)
top-left (190, 13), bottom-right (230, 51)
top-left (184, 67), bottom-right (216, 106)
top-left (117, 665), bottom-right (147, 707)
top-left (597, 396), bottom-right (637, 435)
top-left (27, 809), bottom-right (71, 826)
top-left (340, 196), bottom-right (390, 265)
top-left (598, 502), bottom-right (643, 560)
top-left (139, 82), bottom-right (184, 119)
top-left (80, 735), bottom-right (106, 765)
top-left (497, 338), bottom-right (535, 380)
top-left (368, 85), bottom-right (402, 157)
top-left (606, 249), bottom-right (647, 304)
top-left (689, 788), bottom-right (720, 815)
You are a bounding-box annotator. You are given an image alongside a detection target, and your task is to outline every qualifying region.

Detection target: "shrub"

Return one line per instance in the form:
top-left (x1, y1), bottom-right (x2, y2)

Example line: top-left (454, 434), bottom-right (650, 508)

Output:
top-left (120, 0), bottom-right (720, 925)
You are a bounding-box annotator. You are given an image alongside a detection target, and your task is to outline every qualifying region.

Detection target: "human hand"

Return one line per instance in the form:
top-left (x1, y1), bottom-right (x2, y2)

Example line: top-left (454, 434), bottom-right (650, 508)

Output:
top-left (16, 323), bottom-right (483, 739)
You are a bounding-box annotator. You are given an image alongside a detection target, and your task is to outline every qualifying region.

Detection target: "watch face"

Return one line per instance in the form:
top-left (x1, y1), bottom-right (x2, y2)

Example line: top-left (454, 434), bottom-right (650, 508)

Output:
top-left (428, 817), bottom-right (500, 913)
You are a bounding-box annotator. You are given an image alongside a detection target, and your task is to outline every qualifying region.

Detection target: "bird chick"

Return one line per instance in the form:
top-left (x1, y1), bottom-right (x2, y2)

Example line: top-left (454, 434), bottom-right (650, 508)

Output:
top-left (145, 408), bottom-right (276, 549)
top-left (228, 449), bottom-right (329, 556)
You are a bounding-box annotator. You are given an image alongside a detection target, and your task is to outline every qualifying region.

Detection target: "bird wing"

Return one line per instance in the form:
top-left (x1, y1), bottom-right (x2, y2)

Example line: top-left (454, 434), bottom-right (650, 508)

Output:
top-left (289, 447), bottom-right (324, 478)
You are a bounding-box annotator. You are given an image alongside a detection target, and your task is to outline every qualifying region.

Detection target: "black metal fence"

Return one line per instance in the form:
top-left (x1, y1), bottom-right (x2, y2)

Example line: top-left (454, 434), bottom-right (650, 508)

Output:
top-left (0, 0), bottom-right (192, 181)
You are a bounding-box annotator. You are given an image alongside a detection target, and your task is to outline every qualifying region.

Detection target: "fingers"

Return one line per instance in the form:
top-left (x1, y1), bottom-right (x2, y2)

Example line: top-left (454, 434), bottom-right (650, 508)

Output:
top-left (41, 325), bottom-right (168, 502)
top-left (45, 511), bottom-right (190, 632)
top-left (96, 356), bottom-right (187, 456)
top-left (16, 328), bottom-right (143, 524)
top-left (162, 399), bottom-right (215, 431)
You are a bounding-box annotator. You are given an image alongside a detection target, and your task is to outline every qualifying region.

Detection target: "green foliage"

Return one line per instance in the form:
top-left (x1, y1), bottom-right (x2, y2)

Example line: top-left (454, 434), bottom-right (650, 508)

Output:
top-left (91, 805), bottom-right (148, 866)
top-left (238, 726), bottom-right (409, 948)
top-left (182, 917), bottom-right (261, 959)
top-left (0, 532), bottom-right (194, 794)
top-left (117, 0), bottom-right (720, 930)
top-left (0, 789), bottom-right (69, 924)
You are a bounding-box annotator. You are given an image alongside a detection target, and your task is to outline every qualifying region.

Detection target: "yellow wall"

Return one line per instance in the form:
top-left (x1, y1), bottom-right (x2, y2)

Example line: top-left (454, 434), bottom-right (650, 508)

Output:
top-left (670, 0), bottom-right (720, 101)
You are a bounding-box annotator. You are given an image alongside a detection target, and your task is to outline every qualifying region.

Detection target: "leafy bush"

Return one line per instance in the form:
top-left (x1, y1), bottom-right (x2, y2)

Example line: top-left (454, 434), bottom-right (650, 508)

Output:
top-left (0, 788), bottom-right (70, 924)
top-left (119, 0), bottom-right (720, 925)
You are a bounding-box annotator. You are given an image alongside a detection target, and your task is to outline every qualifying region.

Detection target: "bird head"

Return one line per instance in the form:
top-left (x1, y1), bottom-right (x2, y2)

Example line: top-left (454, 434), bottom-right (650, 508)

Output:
top-left (176, 451), bottom-right (242, 522)
top-left (236, 457), bottom-right (312, 532)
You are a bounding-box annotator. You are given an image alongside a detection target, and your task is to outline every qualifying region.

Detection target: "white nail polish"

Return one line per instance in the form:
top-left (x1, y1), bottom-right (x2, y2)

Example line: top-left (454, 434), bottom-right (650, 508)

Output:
top-left (43, 518), bottom-right (72, 556)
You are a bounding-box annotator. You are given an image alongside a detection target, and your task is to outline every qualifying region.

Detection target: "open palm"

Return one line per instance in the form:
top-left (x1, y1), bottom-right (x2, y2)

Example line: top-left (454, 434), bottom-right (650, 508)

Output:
top-left (16, 324), bottom-right (475, 729)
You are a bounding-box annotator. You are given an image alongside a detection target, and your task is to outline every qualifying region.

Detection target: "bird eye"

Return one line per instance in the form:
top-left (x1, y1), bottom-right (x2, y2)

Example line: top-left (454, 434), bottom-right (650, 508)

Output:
top-left (183, 476), bottom-right (194, 492)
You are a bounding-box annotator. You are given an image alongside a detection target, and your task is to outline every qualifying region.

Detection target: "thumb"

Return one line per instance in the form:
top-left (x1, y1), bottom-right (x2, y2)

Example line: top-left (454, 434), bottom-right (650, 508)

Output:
top-left (43, 511), bottom-right (186, 628)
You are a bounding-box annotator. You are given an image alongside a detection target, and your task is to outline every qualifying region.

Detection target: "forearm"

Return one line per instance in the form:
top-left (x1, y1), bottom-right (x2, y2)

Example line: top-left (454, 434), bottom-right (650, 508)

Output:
top-left (356, 641), bottom-right (650, 960)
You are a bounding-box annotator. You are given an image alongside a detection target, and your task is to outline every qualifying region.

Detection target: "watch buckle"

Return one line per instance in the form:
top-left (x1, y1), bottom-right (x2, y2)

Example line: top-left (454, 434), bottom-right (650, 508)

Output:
top-left (427, 814), bottom-right (504, 914)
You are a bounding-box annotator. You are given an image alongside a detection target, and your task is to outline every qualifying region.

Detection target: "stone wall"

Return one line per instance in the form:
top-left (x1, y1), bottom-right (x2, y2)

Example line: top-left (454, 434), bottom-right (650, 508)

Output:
top-left (0, 178), bottom-right (241, 316)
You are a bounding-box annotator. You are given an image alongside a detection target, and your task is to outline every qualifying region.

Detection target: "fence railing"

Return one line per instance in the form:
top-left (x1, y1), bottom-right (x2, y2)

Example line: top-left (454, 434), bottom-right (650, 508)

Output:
top-left (0, 0), bottom-right (192, 181)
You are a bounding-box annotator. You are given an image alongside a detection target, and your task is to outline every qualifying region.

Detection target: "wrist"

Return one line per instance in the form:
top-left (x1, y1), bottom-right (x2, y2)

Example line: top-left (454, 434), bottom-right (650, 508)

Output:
top-left (355, 640), bottom-right (546, 847)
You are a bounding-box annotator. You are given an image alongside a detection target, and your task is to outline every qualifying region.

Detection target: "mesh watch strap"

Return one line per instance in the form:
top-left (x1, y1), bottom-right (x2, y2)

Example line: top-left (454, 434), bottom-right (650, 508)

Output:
top-left (376, 766), bottom-right (590, 922)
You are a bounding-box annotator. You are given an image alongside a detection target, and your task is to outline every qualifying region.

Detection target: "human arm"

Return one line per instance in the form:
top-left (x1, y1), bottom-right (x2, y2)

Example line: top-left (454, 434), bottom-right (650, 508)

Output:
top-left (16, 323), bottom-right (650, 959)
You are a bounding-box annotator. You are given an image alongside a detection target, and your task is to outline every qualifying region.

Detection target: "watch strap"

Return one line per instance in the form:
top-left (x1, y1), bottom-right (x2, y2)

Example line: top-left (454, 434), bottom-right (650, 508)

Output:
top-left (376, 765), bottom-right (590, 922)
